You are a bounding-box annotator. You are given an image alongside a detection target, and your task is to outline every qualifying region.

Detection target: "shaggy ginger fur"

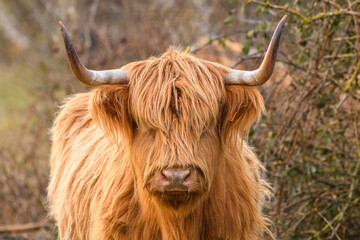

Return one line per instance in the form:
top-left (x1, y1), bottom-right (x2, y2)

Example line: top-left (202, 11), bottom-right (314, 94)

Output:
top-left (47, 49), bottom-right (270, 240)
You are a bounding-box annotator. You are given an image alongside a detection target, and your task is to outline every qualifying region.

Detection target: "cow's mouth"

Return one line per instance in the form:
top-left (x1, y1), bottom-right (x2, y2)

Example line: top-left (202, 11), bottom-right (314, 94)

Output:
top-left (152, 191), bottom-right (200, 210)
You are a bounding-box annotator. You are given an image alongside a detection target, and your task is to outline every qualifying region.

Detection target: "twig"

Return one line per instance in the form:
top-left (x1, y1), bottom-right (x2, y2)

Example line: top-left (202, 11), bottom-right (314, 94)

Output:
top-left (0, 221), bottom-right (48, 233)
top-left (191, 30), bottom-right (247, 54)
top-left (309, 10), bottom-right (360, 22)
top-left (315, 209), bottom-right (342, 240)
top-left (333, 35), bottom-right (360, 41)
top-left (324, 53), bottom-right (357, 59)
top-left (246, 0), bottom-right (360, 23)
top-left (231, 51), bottom-right (263, 68)
top-left (246, 0), bottom-right (308, 22)
top-left (323, 0), bottom-right (342, 9)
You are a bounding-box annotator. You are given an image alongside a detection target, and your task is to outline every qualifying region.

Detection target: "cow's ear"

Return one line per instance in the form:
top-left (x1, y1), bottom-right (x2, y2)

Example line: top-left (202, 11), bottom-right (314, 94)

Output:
top-left (220, 85), bottom-right (264, 145)
top-left (90, 85), bottom-right (133, 145)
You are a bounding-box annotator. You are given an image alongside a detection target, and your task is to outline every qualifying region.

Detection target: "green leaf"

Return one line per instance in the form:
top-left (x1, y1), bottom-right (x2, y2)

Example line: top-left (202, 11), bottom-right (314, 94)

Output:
top-left (255, 24), bottom-right (263, 32)
top-left (256, 5), bottom-right (263, 13)
top-left (300, 40), bottom-right (308, 46)
top-left (242, 45), bottom-right (250, 55)
top-left (297, 53), bottom-right (304, 63)
top-left (224, 15), bottom-right (234, 25)
top-left (218, 39), bottom-right (227, 49)
top-left (263, 7), bottom-right (269, 14)
top-left (256, 43), bottom-right (264, 52)
top-left (246, 30), bottom-right (254, 39)
top-left (242, 39), bottom-right (253, 55)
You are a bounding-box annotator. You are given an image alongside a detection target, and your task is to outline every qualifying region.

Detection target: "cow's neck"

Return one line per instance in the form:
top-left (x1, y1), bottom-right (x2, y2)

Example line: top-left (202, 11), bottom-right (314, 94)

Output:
top-left (156, 206), bottom-right (204, 240)
top-left (137, 190), bottom-right (205, 240)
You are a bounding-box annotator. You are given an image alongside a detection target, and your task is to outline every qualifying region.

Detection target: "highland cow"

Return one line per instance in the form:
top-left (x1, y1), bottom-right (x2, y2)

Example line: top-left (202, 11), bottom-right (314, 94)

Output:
top-left (47, 16), bottom-right (287, 240)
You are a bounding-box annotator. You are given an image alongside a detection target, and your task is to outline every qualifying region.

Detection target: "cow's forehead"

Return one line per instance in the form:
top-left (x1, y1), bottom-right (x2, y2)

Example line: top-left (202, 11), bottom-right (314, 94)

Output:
top-left (125, 49), bottom-right (229, 133)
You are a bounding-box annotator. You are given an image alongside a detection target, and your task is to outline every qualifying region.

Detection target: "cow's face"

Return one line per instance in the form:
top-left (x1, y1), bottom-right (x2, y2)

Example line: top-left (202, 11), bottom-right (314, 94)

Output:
top-left (131, 126), bottom-right (221, 211)
top-left (90, 51), bottom-right (264, 212)
top-left (127, 52), bottom-right (226, 211)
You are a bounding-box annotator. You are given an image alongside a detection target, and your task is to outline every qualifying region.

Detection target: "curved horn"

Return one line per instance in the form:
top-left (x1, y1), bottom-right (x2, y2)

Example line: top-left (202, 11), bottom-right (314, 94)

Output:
top-left (225, 15), bottom-right (287, 86)
top-left (59, 21), bottom-right (129, 86)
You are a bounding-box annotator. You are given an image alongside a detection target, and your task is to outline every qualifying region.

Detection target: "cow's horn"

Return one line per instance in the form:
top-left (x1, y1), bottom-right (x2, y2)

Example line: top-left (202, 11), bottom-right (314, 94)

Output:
top-left (59, 21), bottom-right (129, 86)
top-left (224, 15), bottom-right (287, 86)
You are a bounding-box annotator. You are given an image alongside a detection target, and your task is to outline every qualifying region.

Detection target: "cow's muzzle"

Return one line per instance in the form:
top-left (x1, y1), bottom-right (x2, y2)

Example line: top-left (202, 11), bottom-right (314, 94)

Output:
top-left (161, 168), bottom-right (193, 192)
top-left (146, 166), bottom-right (206, 209)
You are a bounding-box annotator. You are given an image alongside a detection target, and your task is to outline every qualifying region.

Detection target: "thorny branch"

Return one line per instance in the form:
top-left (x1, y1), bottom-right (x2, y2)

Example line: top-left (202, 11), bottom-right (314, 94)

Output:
top-left (246, 0), bottom-right (360, 23)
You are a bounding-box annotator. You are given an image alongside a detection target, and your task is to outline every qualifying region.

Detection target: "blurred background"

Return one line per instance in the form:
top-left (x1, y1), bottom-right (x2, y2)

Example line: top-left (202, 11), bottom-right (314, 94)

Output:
top-left (0, 0), bottom-right (359, 239)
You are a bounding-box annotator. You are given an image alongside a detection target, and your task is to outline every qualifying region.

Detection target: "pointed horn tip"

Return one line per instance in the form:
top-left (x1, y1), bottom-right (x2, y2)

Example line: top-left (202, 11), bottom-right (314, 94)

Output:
top-left (278, 15), bottom-right (288, 28)
top-left (58, 21), bottom-right (64, 28)
top-left (282, 15), bottom-right (288, 22)
top-left (58, 21), bottom-right (70, 37)
top-left (58, 21), bottom-right (66, 35)
top-left (271, 15), bottom-right (288, 40)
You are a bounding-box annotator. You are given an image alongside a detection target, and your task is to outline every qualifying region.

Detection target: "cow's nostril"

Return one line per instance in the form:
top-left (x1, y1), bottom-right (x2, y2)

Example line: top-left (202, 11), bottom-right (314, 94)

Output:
top-left (161, 168), bottom-right (191, 183)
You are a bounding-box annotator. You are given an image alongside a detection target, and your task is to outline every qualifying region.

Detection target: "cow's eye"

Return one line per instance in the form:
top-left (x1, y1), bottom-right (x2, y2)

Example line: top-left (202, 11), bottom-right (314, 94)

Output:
top-left (148, 128), bottom-right (156, 136)
top-left (132, 121), bottom-right (139, 132)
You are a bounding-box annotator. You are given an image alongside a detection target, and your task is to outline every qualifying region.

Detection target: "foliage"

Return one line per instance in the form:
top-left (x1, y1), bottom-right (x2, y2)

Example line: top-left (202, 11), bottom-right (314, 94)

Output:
top-left (238, 1), bottom-right (360, 239)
